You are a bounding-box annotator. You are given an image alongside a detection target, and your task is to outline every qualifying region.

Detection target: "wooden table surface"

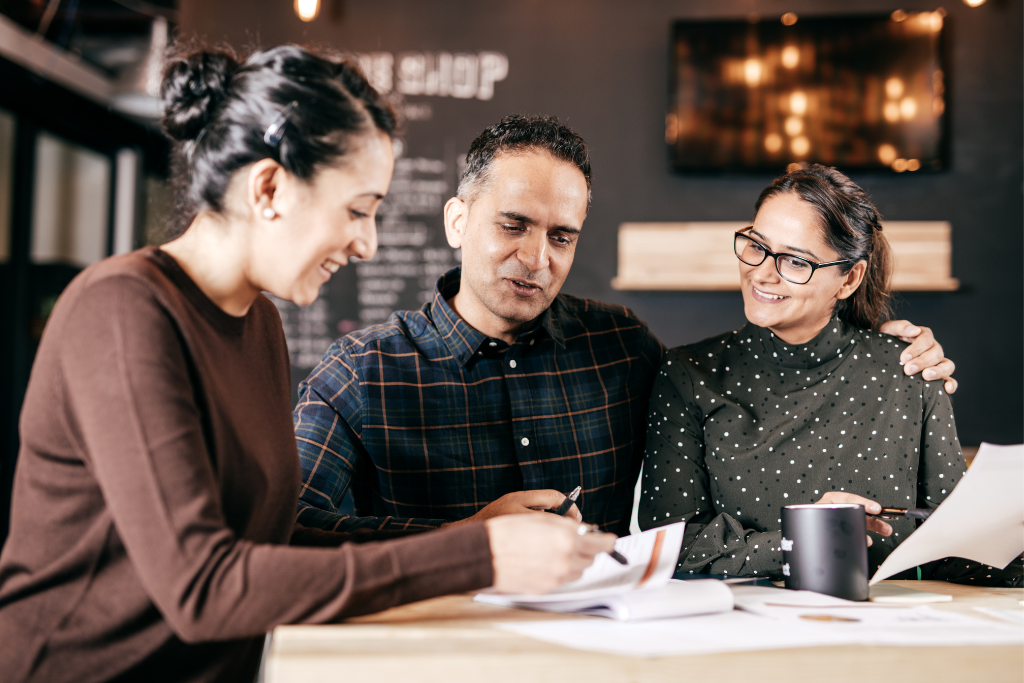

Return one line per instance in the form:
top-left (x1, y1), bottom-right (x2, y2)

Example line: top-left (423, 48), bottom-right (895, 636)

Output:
top-left (264, 581), bottom-right (1023, 683)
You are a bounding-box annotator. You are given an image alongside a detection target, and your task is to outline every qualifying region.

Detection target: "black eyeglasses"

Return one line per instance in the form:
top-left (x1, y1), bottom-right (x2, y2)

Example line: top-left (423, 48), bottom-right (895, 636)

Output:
top-left (734, 228), bottom-right (851, 285)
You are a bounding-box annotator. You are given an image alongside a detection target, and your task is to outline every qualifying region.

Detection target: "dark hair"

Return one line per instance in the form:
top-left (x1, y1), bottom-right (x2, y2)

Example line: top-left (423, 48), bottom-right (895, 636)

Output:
top-left (457, 114), bottom-right (592, 210)
top-left (754, 164), bottom-right (893, 330)
top-left (160, 44), bottom-right (397, 237)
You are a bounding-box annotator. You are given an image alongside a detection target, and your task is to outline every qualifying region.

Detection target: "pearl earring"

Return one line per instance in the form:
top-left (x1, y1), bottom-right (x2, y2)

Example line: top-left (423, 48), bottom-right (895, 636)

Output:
top-left (262, 207), bottom-right (277, 220)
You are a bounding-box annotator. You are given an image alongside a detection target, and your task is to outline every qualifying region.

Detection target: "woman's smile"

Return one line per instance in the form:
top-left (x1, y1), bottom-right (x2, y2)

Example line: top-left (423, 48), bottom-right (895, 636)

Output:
top-left (751, 285), bottom-right (790, 303)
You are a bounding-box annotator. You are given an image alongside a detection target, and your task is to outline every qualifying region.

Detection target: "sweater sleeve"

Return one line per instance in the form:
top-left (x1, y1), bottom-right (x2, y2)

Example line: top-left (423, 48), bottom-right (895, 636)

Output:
top-left (916, 380), bottom-right (966, 509)
top-left (59, 277), bottom-right (493, 643)
top-left (639, 357), bottom-right (784, 578)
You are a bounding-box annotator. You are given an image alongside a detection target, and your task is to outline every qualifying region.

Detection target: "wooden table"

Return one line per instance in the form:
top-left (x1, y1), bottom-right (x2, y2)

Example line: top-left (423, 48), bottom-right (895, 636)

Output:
top-left (264, 581), bottom-right (1023, 683)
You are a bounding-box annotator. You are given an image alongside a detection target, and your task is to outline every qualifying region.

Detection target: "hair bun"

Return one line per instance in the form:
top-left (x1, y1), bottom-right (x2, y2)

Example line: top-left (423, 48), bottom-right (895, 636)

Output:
top-left (160, 50), bottom-right (239, 142)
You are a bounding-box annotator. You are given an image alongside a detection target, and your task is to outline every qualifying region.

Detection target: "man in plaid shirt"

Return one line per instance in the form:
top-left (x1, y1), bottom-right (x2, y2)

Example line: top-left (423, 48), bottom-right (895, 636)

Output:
top-left (293, 115), bottom-right (955, 537)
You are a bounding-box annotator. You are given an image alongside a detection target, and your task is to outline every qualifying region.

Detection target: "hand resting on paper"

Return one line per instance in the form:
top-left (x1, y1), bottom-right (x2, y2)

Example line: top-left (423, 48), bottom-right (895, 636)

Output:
top-left (814, 492), bottom-right (893, 547)
top-left (441, 490), bottom-right (582, 528)
top-left (485, 514), bottom-right (616, 594)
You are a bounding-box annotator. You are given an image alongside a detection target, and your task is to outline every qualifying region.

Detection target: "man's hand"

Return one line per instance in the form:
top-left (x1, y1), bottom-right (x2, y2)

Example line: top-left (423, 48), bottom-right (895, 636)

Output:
top-left (815, 491), bottom-right (892, 546)
top-left (441, 490), bottom-right (582, 529)
top-left (878, 320), bottom-right (957, 394)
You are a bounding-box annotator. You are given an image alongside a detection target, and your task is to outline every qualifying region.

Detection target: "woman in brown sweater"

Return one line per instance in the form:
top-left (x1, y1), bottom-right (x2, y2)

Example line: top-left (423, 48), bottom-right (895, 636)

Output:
top-left (0, 46), bottom-right (613, 682)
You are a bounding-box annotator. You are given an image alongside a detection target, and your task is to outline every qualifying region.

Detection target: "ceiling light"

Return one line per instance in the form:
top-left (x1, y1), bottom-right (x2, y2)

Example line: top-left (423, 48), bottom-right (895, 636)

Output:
top-left (295, 0), bottom-right (320, 22)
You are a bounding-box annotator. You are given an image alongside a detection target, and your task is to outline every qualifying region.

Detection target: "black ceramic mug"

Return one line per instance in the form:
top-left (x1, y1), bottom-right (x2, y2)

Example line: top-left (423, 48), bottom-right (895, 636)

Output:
top-left (780, 503), bottom-right (869, 601)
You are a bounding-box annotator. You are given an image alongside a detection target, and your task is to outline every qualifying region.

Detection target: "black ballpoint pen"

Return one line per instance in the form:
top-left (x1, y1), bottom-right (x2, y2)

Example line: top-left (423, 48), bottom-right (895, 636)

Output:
top-left (547, 487), bottom-right (629, 565)
top-left (548, 485), bottom-right (581, 516)
top-left (577, 523), bottom-right (629, 565)
top-left (868, 507), bottom-right (932, 520)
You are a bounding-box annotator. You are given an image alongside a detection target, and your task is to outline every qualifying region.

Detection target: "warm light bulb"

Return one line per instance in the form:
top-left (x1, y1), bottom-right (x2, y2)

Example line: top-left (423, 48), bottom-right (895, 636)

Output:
top-left (781, 45), bottom-right (799, 69)
top-left (900, 97), bottom-right (918, 120)
top-left (789, 91), bottom-right (808, 115)
top-left (744, 59), bottom-right (762, 86)
top-left (781, 13), bottom-right (798, 26)
top-left (878, 144), bottom-right (897, 166)
top-left (883, 102), bottom-right (901, 123)
top-left (765, 133), bottom-right (783, 153)
top-left (963, 0), bottom-right (986, 6)
top-left (791, 136), bottom-right (810, 156)
top-left (885, 77), bottom-right (905, 99)
top-left (784, 116), bottom-right (803, 137)
top-left (294, 0), bottom-right (320, 22)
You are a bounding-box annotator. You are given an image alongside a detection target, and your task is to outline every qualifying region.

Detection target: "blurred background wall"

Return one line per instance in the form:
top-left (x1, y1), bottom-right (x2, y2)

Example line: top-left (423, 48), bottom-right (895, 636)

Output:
top-left (179, 0), bottom-right (1022, 448)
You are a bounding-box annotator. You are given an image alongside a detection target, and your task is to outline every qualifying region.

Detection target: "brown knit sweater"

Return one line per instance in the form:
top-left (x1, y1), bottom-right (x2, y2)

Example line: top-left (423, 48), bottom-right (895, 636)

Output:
top-left (0, 247), bottom-right (493, 682)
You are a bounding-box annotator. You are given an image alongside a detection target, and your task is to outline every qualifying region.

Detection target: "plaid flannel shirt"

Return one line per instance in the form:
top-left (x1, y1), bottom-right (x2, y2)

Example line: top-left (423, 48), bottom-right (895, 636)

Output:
top-left (294, 267), bottom-right (664, 535)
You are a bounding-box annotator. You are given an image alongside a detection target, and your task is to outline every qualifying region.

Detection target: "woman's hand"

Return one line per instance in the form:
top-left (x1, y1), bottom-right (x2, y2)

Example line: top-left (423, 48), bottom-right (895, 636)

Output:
top-left (814, 492), bottom-right (893, 546)
top-left (485, 514), bottom-right (616, 594)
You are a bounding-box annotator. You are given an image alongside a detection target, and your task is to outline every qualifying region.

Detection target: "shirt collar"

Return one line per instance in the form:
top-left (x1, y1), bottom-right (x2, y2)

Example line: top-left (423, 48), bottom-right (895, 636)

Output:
top-left (428, 267), bottom-right (566, 367)
top-left (534, 299), bottom-right (566, 348)
top-left (747, 317), bottom-right (858, 369)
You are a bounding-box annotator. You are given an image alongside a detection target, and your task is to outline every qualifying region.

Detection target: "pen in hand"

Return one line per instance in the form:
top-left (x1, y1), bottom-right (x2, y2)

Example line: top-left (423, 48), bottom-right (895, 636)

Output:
top-left (578, 523), bottom-right (628, 565)
top-left (547, 485), bottom-right (581, 517)
top-left (547, 487), bottom-right (627, 565)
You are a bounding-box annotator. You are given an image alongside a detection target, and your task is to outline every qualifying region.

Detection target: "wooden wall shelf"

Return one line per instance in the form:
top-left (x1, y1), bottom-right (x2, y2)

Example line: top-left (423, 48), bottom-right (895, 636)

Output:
top-left (611, 221), bottom-right (959, 292)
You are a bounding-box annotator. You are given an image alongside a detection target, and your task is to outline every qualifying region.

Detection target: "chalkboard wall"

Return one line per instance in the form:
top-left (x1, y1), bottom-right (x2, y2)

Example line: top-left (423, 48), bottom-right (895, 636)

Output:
top-left (180, 0), bottom-right (1024, 446)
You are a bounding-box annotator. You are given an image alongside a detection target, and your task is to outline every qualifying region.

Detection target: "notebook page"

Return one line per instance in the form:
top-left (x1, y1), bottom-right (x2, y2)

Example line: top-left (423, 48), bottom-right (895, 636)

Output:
top-left (478, 522), bottom-right (684, 604)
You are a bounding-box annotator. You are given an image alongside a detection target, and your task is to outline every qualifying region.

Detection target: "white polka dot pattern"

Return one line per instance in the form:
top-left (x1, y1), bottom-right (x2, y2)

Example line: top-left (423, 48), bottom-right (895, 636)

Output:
top-left (639, 320), bottom-right (965, 579)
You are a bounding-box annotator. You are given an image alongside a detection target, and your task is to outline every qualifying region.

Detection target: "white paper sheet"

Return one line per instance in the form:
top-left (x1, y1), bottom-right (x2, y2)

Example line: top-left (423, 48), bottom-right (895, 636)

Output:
top-left (870, 442), bottom-right (1024, 584)
top-left (496, 611), bottom-right (845, 658)
top-left (477, 522), bottom-right (684, 604)
top-left (867, 583), bottom-right (952, 604)
top-left (973, 607), bottom-right (1024, 626)
top-left (477, 579), bottom-right (733, 621)
top-left (730, 584), bottom-right (877, 610)
top-left (497, 604), bottom-right (1023, 658)
top-left (736, 603), bottom-right (1024, 646)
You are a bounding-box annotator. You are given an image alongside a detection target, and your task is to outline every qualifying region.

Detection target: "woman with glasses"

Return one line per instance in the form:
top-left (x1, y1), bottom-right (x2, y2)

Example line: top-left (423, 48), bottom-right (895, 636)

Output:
top-left (0, 45), bottom-right (615, 683)
top-left (639, 164), bottom-right (1010, 583)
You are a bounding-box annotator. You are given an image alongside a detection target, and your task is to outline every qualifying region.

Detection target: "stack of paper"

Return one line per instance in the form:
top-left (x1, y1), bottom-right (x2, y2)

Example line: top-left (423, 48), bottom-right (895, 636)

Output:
top-left (476, 522), bottom-right (736, 621)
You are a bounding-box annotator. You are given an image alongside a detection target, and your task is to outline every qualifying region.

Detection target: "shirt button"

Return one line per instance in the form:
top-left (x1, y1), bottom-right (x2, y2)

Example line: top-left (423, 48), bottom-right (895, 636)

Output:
top-left (521, 437), bottom-right (530, 446)
top-left (489, 341), bottom-right (497, 347)
top-left (509, 360), bottom-right (517, 369)
top-left (529, 339), bottom-right (535, 346)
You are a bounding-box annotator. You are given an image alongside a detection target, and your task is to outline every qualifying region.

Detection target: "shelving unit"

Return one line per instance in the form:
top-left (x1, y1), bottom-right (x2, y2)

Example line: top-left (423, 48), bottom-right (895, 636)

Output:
top-left (611, 221), bottom-right (959, 292)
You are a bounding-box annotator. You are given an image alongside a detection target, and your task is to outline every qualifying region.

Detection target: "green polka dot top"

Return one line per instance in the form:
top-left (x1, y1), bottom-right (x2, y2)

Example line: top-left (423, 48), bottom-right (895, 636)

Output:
top-left (640, 319), bottom-right (965, 579)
